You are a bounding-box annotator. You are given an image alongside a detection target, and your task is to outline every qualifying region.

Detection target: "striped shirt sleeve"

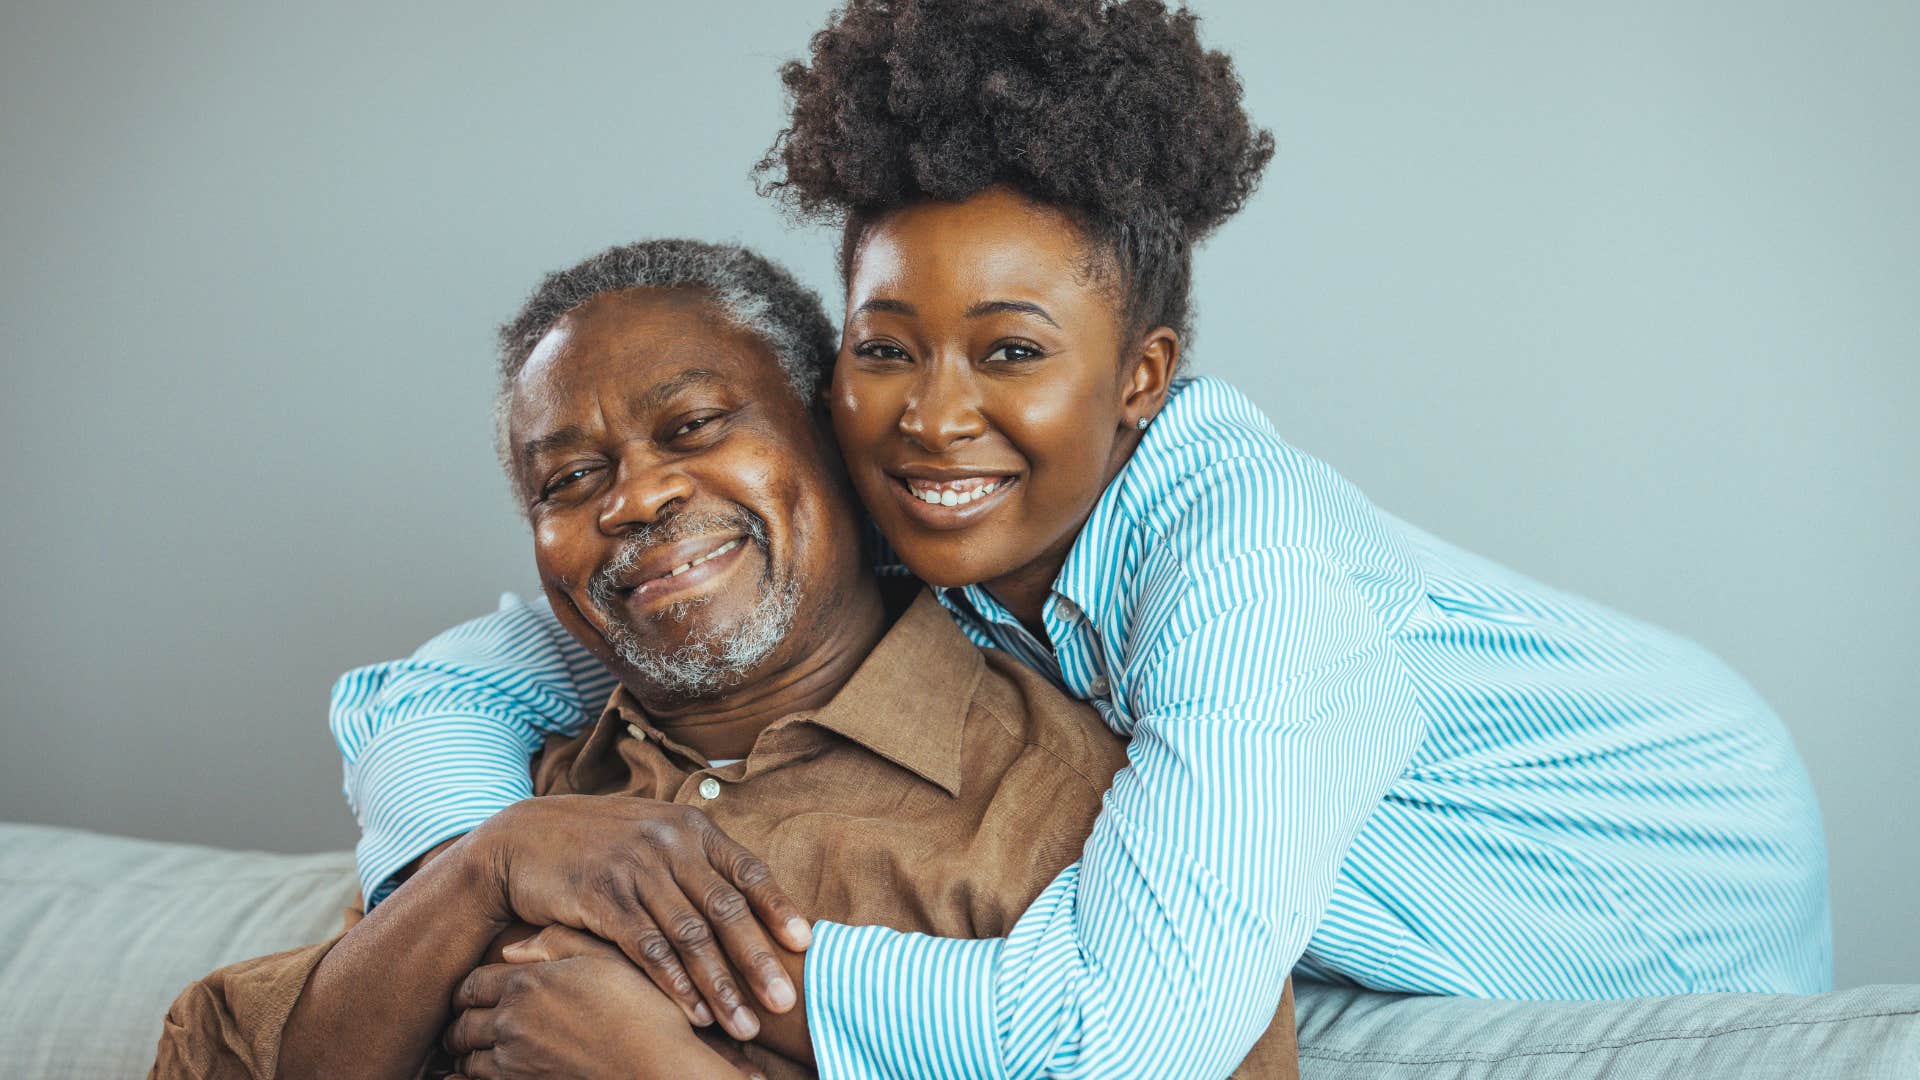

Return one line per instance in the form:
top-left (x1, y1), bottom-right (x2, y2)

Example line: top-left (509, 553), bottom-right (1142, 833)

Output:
top-left (330, 593), bottom-right (615, 905)
top-left (805, 459), bottom-right (1430, 1078)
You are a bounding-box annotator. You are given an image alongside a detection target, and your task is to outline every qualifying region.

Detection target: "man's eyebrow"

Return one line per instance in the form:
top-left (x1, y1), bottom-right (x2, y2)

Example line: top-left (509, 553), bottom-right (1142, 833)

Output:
top-left (631, 367), bottom-right (728, 413)
top-left (518, 369), bottom-right (731, 467)
top-left (964, 299), bottom-right (1059, 328)
top-left (520, 425), bottom-right (589, 466)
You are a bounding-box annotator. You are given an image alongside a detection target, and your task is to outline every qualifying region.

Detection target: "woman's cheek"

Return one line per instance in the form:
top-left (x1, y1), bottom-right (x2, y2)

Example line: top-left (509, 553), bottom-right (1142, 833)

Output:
top-left (829, 364), bottom-right (877, 425)
top-left (1010, 391), bottom-right (1104, 488)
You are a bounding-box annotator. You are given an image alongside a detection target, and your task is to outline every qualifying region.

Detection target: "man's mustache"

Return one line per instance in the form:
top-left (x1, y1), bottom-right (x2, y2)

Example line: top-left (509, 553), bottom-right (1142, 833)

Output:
top-left (585, 508), bottom-right (771, 612)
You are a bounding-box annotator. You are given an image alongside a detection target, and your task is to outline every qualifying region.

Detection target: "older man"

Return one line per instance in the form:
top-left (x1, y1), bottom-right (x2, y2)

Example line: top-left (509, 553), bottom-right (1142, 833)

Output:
top-left (151, 240), bottom-right (1297, 1079)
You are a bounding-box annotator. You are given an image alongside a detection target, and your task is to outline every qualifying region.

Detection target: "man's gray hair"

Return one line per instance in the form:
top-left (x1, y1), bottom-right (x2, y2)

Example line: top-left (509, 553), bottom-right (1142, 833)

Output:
top-left (493, 238), bottom-right (838, 474)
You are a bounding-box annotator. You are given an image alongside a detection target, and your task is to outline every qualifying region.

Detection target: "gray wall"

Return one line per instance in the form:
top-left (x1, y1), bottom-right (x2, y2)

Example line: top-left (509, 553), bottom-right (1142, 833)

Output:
top-left (2, 1), bottom-right (1913, 988)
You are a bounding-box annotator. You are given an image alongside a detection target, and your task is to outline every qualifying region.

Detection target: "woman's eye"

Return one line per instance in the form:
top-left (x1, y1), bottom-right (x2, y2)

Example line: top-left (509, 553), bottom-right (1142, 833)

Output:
top-left (853, 341), bottom-right (910, 362)
top-left (985, 342), bottom-right (1043, 364)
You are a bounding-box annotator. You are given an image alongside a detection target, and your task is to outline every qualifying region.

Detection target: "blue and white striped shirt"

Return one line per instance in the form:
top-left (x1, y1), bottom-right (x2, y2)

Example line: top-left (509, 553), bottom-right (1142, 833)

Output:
top-left (331, 376), bottom-right (1829, 1079)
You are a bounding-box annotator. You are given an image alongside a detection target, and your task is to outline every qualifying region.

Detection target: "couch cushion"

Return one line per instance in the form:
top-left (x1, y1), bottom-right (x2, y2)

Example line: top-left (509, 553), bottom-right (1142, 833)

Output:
top-left (0, 822), bottom-right (358, 1080)
top-left (1296, 978), bottom-right (1920, 1079)
top-left (5, 821), bottom-right (1916, 1079)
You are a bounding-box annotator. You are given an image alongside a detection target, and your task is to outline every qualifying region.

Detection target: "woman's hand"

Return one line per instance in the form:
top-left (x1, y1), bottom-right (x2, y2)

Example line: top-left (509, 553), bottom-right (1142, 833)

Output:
top-left (465, 795), bottom-right (810, 1040)
top-left (444, 926), bottom-right (764, 1080)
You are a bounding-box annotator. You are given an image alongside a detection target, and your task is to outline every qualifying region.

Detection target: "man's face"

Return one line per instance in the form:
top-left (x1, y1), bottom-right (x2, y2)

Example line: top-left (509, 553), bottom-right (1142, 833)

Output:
top-left (508, 287), bottom-right (859, 701)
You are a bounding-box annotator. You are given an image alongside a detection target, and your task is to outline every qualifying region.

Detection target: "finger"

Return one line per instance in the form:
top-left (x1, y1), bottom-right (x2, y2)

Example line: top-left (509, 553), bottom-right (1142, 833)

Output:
top-left (452, 963), bottom-right (516, 1012)
top-left (698, 1031), bottom-right (769, 1080)
top-left (680, 864), bottom-right (797, 1015)
top-left (457, 1049), bottom-right (500, 1080)
top-left (704, 831), bottom-right (812, 953)
top-left (442, 1006), bottom-right (501, 1057)
top-left (639, 881), bottom-right (761, 1041)
top-left (594, 898), bottom-right (714, 1028)
top-left (501, 923), bottom-right (618, 964)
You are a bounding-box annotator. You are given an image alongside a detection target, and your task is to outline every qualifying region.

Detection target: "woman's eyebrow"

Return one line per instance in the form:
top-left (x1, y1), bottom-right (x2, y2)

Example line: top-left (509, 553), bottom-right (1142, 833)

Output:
top-left (964, 299), bottom-right (1059, 327)
top-left (853, 298), bottom-right (915, 317)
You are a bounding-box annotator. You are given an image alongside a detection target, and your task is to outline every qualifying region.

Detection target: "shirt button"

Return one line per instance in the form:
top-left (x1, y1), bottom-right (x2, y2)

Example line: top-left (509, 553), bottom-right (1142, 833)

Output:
top-left (698, 777), bottom-right (722, 801)
top-left (1090, 676), bottom-right (1110, 697)
top-left (1056, 598), bottom-right (1081, 620)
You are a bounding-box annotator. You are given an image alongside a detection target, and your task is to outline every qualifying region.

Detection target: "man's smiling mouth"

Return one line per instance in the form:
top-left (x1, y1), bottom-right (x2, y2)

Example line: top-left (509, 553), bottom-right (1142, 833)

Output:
top-left (648, 537), bottom-right (742, 584)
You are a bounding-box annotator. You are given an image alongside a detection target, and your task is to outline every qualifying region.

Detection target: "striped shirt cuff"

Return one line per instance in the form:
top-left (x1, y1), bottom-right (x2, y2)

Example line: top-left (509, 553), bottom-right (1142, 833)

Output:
top-left (349, 712), bottom-right (541, 907)
top-left (806, 921), bottom-right (1008, 1080)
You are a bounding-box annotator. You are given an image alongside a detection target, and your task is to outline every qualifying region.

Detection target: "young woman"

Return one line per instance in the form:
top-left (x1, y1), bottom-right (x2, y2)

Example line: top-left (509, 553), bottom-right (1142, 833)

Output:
top-left (335, 2), bottom-right (1828, 1075)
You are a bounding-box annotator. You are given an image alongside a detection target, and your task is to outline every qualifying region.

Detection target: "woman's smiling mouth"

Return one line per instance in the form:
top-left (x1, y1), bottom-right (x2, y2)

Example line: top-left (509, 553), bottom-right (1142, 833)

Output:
top-left (888, 472), bottom-right (1018, 528)
top-left (903, 476), bottom-right (1010, 506)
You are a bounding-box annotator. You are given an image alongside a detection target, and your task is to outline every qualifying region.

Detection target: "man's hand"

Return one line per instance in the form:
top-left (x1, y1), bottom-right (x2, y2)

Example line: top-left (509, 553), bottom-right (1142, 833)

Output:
top-left (445, 926), bottom-right (761, 1080)
top-left (467, 795), bottom-right (810, 1041)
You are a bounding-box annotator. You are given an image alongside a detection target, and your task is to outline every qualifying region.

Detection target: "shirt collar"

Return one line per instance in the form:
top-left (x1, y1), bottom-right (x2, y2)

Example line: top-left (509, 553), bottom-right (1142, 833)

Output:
top-left (929, 399), bottom-right (1166, 643)
top-left (802, 587), bottom-right (978, 796)
top-left (576, 585), bottom-right (979, 798)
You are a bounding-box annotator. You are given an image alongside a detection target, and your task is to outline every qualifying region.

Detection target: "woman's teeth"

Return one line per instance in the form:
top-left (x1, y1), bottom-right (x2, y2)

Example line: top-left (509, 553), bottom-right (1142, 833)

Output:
top-left (662, 537), bottom-right (741, 580)
top-left (906, 478), bottom-right (1002, 507)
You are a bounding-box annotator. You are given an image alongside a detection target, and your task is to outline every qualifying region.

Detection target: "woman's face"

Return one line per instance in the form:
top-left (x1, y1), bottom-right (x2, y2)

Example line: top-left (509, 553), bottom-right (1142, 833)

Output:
top-left (831, 187), bottom-right (1174, 602)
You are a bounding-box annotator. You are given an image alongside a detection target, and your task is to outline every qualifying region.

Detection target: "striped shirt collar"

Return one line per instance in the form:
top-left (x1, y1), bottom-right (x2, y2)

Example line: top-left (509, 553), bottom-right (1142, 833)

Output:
top-left (924, 379), bottom-right (1190, 647)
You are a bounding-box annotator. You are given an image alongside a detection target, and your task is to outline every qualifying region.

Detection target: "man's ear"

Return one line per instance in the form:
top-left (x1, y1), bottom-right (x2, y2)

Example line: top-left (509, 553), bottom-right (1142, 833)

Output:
top-left (1120, 326), bottom-right (1179, 428)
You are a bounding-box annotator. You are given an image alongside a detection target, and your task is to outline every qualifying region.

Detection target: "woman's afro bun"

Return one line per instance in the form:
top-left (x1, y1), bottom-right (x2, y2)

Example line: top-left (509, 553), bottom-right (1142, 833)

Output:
top-left (756, 0), bottom-right (1274, 247)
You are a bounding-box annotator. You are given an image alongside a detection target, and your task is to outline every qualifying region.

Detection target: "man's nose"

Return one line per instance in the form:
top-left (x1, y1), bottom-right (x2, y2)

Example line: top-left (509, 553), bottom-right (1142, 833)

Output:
top-left (897, 360), bottom-right (988, 453)
top-left (597, 459), bottom-right (694, 534)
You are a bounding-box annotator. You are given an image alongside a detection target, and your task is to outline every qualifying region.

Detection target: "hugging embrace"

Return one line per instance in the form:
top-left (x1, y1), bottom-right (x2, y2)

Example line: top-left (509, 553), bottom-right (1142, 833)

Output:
top-left (154, 2), bottom-right (1828, 1078)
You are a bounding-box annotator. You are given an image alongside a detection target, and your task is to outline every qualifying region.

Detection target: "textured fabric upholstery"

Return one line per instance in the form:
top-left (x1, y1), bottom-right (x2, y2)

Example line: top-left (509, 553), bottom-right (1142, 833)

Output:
top-left (1, 821), bottom-right (1914, 1079)
top-left (0, 823), bottom-right (356, 1079)
top-left (1295, 978), bottom-right (1920, 1079)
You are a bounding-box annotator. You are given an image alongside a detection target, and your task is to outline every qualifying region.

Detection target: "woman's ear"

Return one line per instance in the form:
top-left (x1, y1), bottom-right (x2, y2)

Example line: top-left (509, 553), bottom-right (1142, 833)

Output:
top-left (1121, 326), bottom-right (1180, 428)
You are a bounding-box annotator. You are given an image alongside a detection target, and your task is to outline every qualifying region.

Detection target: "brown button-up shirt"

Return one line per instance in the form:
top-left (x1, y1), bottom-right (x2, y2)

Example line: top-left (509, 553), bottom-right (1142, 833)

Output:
top-left (153, 586), bottom-right (1296, 1079)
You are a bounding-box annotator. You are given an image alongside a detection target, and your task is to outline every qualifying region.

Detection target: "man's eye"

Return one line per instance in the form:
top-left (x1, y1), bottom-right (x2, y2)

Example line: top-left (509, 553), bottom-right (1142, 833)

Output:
top-left (985, 342), bottom-right (1044, 364)
top-left (853, 341), bottom-right (910, 362)
top-left (542, 467), bottom-right (596, 497)
top-left (673, 413), bottom-right (727, 439)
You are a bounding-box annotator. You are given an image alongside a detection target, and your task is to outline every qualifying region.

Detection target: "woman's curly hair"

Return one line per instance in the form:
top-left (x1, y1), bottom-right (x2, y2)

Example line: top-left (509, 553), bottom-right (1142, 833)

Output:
top-left (755, 0), bottom-right (1274, 344)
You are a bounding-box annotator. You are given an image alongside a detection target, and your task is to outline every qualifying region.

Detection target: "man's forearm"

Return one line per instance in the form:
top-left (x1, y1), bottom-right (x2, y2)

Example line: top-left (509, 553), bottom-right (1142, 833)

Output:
top-left (278, 833), bottom-right (509, 1080)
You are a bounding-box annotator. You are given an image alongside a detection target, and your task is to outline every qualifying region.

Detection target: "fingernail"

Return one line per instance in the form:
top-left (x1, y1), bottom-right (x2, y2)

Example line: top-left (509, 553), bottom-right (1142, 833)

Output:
top-left (766, 977), bottom-right (796, 1012)
top-left (731, 1006), bottom-right (760, 1039)
top-left (692, 1001), bottom-right (714, 1026)
top-left (786, 917), bottom-right (813, 949)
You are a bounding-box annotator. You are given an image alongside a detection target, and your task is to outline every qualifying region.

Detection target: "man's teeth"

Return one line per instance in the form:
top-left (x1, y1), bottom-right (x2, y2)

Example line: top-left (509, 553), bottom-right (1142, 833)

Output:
top-left (907, 478), bottom-right (1003, 507)
top-left (662, 538), bottom-right (741, 579)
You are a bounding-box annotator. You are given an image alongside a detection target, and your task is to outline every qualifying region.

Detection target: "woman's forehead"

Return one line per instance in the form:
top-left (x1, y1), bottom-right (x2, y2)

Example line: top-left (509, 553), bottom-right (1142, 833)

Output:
top-left (847, 191), bottom-right (1104, 314)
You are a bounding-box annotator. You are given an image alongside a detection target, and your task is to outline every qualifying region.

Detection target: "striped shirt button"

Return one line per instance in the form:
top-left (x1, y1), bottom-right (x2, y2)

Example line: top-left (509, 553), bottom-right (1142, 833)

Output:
top-left (698, 777), bottom-right (721, 801)
top-left (1090, 675), bottom-right (1110, 697)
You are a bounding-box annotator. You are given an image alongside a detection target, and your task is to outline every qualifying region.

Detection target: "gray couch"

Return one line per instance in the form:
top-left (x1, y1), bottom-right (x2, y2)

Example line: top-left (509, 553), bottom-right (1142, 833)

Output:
top-left (2, 822), bottom-right (1914, 1079)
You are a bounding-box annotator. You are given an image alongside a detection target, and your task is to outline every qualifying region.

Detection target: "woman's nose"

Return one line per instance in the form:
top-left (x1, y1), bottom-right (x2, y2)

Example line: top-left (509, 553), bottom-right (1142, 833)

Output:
top-left (897, 363), bottom-right (987, 452)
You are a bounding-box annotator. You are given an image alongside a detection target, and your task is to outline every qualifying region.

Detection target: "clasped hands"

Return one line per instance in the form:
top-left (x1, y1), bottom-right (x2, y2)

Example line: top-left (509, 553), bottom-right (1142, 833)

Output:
top-left (435, 795), bottom-right (812, 1079)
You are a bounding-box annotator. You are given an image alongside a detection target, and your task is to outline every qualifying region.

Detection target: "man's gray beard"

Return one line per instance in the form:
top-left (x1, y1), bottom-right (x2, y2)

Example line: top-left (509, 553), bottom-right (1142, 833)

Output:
top-left (587, 511), bottom-right (798, 700)
top-left (601, 574), bottom-right (798, 698)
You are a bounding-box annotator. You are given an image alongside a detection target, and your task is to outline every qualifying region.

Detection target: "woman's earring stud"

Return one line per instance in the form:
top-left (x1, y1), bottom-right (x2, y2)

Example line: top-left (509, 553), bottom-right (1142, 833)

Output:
top-left (1137, 416), bottom-right (1151, 430)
